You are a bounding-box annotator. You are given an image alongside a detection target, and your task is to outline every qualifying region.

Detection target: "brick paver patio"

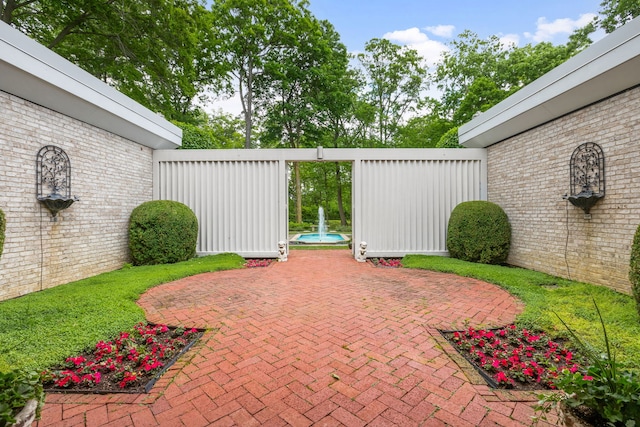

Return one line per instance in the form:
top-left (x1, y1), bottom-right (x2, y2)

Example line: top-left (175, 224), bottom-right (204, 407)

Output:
top-left (36, 250), bottom-right (559, 426)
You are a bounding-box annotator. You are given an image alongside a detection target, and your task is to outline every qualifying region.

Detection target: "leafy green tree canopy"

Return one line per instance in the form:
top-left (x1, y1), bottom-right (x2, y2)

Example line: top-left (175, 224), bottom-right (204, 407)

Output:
top-left (599, 0), bottom-right (640, 32)
top-left (357, 38), bottom-right (428, 146)
top-left (3, 0), bottom-right (223, 123)
top-left (174, 111), bottom-right (244, 149)
top-left (434, 27), bottom-right (594, 125)
top-left (211, 0), bottom-right (312, 148)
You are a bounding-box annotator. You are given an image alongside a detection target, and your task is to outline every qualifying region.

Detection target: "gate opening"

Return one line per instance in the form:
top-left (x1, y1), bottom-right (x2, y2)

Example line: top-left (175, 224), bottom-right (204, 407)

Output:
top-left (287, 160), bottom-right (353, 249)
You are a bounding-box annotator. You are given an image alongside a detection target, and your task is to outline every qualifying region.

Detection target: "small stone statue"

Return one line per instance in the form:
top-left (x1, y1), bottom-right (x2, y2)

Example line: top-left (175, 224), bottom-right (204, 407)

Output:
top-left (356, 241), bottom-right (367, 262)
top-left (277, 241), bottom-right (288, 262)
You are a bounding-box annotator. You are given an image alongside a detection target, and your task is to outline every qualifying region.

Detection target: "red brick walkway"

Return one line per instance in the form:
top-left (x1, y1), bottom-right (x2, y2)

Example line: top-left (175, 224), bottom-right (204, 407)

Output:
top-left (37, 251), bottom-right (559, 426)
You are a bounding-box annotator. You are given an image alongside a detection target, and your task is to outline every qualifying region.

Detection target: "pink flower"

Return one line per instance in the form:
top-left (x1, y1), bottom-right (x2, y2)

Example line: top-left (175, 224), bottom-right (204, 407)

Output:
top-left (66, 356), bottom-right (86, 366)
top-left (496, 372), bottom-right (511, 384)
top-left (583, 375), bottom-right (594, 381)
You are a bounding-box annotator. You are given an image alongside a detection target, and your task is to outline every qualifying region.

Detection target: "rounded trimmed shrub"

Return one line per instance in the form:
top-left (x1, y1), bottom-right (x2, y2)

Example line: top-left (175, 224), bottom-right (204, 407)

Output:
top-left (629, 224), bottom-right (640, 317)
top-left (0, 208), bottom-right (5, 259)
top-left (436, 127), bottom-right (461, 148)
top-left (129, 200), bottom-right (198, 266)
top-left (447, 201), bottom-right (511, 264)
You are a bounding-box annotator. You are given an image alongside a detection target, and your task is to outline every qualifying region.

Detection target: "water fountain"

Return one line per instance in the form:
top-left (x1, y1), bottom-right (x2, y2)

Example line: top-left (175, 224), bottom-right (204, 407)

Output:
top-left (289, 206), bottom-right (350, 245)
top-left (317, 206), bottom-right (327, 241)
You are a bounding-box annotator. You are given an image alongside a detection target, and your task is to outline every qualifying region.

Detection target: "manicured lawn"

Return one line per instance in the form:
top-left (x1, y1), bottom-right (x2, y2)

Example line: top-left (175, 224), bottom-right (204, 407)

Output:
top-left (0, 253), bottom-right (244, 372)
top-left (402, 255), bottom-right (640, 367)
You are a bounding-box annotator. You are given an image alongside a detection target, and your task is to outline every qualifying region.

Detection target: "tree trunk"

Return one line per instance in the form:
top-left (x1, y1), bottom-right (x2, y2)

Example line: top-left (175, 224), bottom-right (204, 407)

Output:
top-left (244, 66), bottom-right (253, 149)
top-left (1, 0), bottom-right (18, 24)
top-left (294, 162), bottom-right (302, 223)
top-left (335, 162), bottom-right (346, 226)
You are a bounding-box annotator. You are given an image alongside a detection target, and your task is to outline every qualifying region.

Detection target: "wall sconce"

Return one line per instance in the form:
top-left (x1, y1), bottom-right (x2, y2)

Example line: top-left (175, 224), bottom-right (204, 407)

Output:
top-left (564, 142), bottom-right (605, 215)
top-left (36, 145), bottom-right (79, 221)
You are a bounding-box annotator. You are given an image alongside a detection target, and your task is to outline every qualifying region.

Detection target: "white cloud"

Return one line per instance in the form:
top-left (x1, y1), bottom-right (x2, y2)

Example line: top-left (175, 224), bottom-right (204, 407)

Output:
top-left (384, 27), bottom-right (428, 45)
top-left (424, 24), bottom-right (455, 38)
top-left (383, 27), bottom-right (449, 66)
top-left (498, 33), bottom-right (520, 48)
top-left (525, 13), bottom-right (597, 43)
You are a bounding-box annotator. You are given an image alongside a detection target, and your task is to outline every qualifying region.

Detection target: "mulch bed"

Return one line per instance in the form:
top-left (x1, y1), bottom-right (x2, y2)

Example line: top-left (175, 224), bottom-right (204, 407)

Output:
top-left (42, 323), bottom-right (203, 394)
top-left (440, 324), bottom-right (582, 391)
top-left (244, 259), bottom-right (274, 268)
top-left (370, 258), bottom-right (403, 268)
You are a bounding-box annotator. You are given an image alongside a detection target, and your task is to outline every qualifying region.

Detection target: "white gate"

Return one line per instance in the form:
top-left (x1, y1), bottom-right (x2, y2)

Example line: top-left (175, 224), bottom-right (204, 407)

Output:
top-left (153, 148), bottom-right (486, 259)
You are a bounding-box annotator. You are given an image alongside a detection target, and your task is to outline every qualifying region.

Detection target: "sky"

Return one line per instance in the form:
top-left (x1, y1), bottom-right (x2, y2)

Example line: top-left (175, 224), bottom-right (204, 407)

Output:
top-left (208, 0), bottom-right (605, 115)
top-left (308, 0), bottom-right (604, 59)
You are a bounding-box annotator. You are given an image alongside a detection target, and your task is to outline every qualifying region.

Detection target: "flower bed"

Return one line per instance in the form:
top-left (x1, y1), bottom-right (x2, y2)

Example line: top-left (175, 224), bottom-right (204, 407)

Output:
top-left (371, 258), bottom-right (402, 268)
top-left (442, 324), bottom-right (582, 390)
top-left (244, 259), bottom-right (273, 268)
top-left (42, 323), bottom-right (203, 393)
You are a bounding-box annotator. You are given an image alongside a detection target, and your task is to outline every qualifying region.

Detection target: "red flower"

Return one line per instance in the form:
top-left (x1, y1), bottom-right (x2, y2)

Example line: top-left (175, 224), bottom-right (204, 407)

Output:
top-left (66, 356), bottom-right (86, 366)
top-left (496, 372), bottom-right (513, 385)
top-left (447, 323), bottom-right (582, 390)
top-left (118, 371), bottom-right (138, 388)
top-left (43, 323), bottom-right (200, 391)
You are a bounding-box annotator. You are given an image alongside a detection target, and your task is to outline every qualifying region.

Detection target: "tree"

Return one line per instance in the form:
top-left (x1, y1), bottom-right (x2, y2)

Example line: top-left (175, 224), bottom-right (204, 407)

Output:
top-left (257, 17), bottom-right (351, 222)
top-left (290, 162), bottom-right (351, 226)
top-left (452, 77), bottom-right (509, 125)
top-left (434, 28), bottom-right (594, 125)
top-left (434, 31), bottom-right (508, 120)
top-left (175, 111), bottom-right (244, 149)
top-left (435, 126), bottom-right (461, 148)
top-left (3, 0), bottom-right (222, 123)
top-left (212, 0), bottom-right (309, 148)
top-left (357, 38), bottom-right (428, 146)
top-left (395, 114), bottom-right (454, 148)
top-left (308, 28), bottom-right (362, 226)
top-left (599, 0), bottom-right (640, 33)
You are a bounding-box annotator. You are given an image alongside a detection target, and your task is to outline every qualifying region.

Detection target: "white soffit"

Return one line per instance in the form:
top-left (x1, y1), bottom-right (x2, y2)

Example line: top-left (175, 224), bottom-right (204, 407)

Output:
top-left (460, 16), bottom-right (640, 148)
top-left (0, 22), bottom-right (181, 149)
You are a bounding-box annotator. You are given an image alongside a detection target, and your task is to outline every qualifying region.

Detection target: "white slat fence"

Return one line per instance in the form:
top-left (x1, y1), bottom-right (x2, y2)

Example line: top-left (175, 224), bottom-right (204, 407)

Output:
top-left (153, 148), bottom-right (487, 259)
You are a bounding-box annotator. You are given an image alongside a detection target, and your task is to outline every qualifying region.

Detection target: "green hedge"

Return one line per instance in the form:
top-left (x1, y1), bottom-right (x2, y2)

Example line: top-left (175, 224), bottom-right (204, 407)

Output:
top-left (435, 127), bottom-right (462, 148)
top-left (447, 201), bottom-right (511, 264)
top-left (289, 222), bottom-right (314, 232)
top-left (128, 200), bottom-right (198, 266)
top-left (0, 208), bottom-right (5, 260)
top-left (629, 224), bottom-right (640, 317)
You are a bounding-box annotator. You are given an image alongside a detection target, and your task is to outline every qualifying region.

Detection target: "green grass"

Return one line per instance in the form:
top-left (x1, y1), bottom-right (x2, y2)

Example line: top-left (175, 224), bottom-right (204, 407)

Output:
top-left (0, 253), bottom-right (244, 372)
top-left (402, 255), bottom-right (640, 367)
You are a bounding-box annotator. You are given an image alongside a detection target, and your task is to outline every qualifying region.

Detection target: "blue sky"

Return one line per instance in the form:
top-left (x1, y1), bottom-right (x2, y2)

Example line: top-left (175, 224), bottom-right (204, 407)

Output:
top-left (307, 0), bottom-right (604, 62)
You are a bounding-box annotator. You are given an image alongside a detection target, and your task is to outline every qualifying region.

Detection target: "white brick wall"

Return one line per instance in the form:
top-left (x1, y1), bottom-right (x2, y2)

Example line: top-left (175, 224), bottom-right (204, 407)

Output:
top-left (0, 91), bottom-right (153, 301)
top-left (487, 86), bottom-right (640, 294)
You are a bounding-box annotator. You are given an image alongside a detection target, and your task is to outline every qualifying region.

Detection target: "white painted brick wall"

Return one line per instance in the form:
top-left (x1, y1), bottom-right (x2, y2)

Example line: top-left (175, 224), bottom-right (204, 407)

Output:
top-left (0, 91), bottom-right (153, 301)
top-left (487, 86), bottom-right (640, 294)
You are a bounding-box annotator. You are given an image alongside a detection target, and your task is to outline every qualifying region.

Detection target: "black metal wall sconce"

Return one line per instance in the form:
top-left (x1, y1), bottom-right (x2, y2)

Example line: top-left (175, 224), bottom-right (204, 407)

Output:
top-left (36, 145), bottom-right (79, 221)
top-left (563, 142), bottom-right (605, 216)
